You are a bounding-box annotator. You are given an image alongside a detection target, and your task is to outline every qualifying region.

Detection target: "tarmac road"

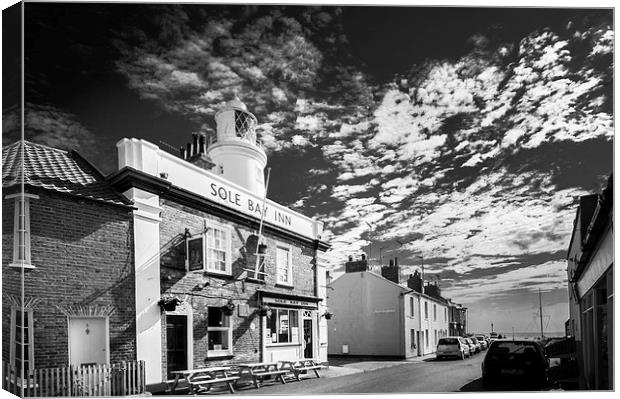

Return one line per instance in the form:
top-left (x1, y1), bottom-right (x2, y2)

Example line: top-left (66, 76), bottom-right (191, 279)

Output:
top-left (234, 353), bottom-right (485, 394)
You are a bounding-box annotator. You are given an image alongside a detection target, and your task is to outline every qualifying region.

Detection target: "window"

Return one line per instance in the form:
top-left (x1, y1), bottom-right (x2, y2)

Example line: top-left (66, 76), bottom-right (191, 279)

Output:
top-left (266, 308), bottom-right (299, 344)
top-left (185, 223), bottom-right (231, 275)
top-left (276, 246), bottom-right (292, 286)
top-left (433, 304), bottom-right (437, 321)
top-left (434, 330), bottom-right (437, 346)
top-left (424, 302), bottom-right (428, 319)
top-left (409, 297), bottom-right (414, 317)
top-left (206, 226), bottom-right (229, 273)
top-left (425, 329), bottom-right (429, 347)
top-left (444, 308), bottom-right (447, 322)
top-left (410, 329), bottom-right (416, 350)
top-left (207, 307), bottom-right (232, 356)
top-left (9, 195), bottom-right (36, 268)
top-left (10, 307), bottom-right (34, 371)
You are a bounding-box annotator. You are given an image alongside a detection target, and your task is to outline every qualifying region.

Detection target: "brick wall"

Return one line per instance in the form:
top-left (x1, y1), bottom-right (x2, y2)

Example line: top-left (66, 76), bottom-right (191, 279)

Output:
top-left (1, 191), bottom-right (136, 368)
top-left (158, 198), bottom-right (318, 374)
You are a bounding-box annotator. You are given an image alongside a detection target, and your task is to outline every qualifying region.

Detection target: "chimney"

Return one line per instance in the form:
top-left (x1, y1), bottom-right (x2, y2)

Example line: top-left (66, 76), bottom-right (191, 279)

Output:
top-left (407, 271), bottom-right (423, 293)
top-left (381, 259), bottom-right (400, 284)
top-left (345, 254), bottom-right (369, 273)
top-left (182, 132), bottom-right (215, 170)
top-left (394, 257), bottom-right (398, 266)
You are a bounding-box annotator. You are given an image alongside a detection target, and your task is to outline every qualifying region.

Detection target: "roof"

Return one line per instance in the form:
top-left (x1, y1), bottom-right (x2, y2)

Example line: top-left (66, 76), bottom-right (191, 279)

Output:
top-left (2, 140), bottom-right (131, 207)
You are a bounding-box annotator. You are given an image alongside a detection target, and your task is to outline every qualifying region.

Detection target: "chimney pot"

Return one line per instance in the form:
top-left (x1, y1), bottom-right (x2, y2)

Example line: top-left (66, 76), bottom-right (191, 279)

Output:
top-left (180, 147), bottom-right (186, 159)
top-left (348, 255), bottom-right (353, 262)
top-left (389, 259), bottom-right (394, 267)
top-left (199, 135), bottom-right (206, 154)
top-left (186, 143), bottom-right (192, 158)
top-left (361, 254), bottom-right (366, 261)
top-left (394, 257), bottom-right (398, 266)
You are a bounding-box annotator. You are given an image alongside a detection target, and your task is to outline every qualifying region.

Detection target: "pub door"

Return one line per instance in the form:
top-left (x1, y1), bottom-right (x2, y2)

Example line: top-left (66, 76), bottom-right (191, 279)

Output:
top-left (302, 311), bottom-right (314, 359)
top-left (166, 315), bottom-right (188, 379)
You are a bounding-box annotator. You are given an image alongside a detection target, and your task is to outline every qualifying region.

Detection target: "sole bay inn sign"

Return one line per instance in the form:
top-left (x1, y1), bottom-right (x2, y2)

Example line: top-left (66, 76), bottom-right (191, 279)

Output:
top-left (116, 138), bottom-right (323, 240)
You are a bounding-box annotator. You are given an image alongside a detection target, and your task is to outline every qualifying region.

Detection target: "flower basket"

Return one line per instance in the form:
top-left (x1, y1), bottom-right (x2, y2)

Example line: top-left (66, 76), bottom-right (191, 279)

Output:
top-left (159, 297), bottom-right (182, 312)
top-left (258, 305), bottom-right (272, 317)
top-left (221, 301), bottom-right (235, 316)
top-left (258, 243), bottom-right (267, 254)
top-left (324, 311), bottom-right (334, 320)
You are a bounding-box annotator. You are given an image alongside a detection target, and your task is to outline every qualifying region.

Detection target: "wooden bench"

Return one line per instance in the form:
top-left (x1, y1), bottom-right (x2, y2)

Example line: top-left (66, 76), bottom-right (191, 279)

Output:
top-left (280, 360), bottom-right (326, 381)
top-left (170, 367), bottom-right (238, 394)
top-left (237, 362), bottom-right (288, 389)
top-left (188, 375), bottom-right (240, 394)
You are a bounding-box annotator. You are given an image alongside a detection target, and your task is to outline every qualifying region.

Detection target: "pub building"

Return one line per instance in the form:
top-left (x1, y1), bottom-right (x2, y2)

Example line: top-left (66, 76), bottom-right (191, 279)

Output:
top-left (107, 98), bottom-right (330, 387)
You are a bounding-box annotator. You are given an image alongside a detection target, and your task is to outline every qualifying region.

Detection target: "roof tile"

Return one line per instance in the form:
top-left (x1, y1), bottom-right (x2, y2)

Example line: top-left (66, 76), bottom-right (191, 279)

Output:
top-left (2, 140), bottom-right (130, 206)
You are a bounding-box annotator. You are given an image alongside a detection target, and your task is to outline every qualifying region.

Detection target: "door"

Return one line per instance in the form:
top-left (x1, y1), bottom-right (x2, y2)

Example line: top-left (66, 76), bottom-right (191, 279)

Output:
top-left (303, 319), bottom-right (313, 359)
top-left (69, 317), bottom-right (108, 367)
top-left (166, 315), bottom-right (188, 379)
top-left (416, 331), bottom-right (421, 356)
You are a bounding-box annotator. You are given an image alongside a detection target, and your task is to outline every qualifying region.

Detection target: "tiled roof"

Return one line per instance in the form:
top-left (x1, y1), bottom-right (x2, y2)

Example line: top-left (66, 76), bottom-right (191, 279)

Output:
top-left (2, 140), bottom-right (131, 206)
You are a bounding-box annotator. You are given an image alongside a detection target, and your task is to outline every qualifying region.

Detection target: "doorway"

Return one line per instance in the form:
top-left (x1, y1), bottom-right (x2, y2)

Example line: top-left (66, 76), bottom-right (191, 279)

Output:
top-left (166, 315), bottom-right (188, 379)
top-left (416, 331), bottom-right (421, 356)
top-left (302, 311), bottom-right (314, 359)
top-left (69, 317), bottom-right (108, 367)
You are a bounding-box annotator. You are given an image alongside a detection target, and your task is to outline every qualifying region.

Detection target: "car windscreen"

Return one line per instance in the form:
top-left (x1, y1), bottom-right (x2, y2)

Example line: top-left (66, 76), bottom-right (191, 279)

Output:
top-left (491, 342), bottom-right (540, 355)
top-left (438, 338), bottom-right (459, 345)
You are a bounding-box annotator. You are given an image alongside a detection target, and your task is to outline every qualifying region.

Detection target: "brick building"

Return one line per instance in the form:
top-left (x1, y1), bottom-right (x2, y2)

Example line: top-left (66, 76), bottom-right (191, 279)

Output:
top-left (1, 141), bottom-right (136, 371)
top-left (107, 98), bottom-right (330, 386)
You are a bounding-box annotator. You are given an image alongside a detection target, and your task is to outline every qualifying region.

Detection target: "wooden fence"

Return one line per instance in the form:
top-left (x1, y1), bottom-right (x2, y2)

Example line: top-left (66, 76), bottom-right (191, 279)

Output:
top-left (2, 360), bottom-right (146, 397)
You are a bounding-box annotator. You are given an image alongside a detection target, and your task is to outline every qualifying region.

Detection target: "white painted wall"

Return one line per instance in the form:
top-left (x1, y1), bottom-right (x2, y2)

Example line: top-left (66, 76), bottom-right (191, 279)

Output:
top-left (316, 252), bottom-right (329, 362)
top-left (328, 272), bottom-right (405, 357)
top-left (116, 138), bottom-right (323, 240)
top-left (123, 187), bottom-right (163, 384)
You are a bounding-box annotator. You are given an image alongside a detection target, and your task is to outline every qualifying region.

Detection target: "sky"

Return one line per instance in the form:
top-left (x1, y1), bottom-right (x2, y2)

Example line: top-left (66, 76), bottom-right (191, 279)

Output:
top-left (2, 2), bottom-right (614, 334)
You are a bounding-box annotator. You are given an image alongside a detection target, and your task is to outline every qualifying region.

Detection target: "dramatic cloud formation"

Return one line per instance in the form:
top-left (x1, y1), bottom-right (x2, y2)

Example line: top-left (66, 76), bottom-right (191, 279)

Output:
top-left (12, 5), bottom-right (613, 333)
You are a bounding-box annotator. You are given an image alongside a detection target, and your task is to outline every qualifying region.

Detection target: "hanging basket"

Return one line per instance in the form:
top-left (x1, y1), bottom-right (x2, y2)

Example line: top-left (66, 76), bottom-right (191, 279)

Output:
top-left (158, 297), bottom-right (182, 312)
top-left (323, 311), bottom-right (334, 320)
top-left (258, 305), bottom-right (272, 317)
top-left (221, 301), bottom-right (235, 315)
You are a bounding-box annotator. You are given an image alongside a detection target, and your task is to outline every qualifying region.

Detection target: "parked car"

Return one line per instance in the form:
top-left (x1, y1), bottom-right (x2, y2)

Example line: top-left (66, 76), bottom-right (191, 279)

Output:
top-left (464, 337), bottom-right (477, 354)
top-left (436, 336), bottom-right (470, 360)
top-left (482, 340), bottom-right (549, 389)
top-left (475, 335), bottom-right (488, 350)
top-left (470, 336), bottom-right (482, 353)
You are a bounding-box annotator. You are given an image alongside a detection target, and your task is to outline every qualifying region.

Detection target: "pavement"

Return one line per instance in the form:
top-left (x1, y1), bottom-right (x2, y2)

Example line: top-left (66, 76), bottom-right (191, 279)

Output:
top-left (155, 353), bottom-right (440, 395)
top-left (324, 353), bottom-right (438, 376)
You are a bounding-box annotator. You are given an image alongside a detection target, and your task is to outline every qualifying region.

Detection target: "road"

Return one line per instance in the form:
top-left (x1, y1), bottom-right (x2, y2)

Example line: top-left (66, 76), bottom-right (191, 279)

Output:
top-left (235, 354), bottom-right (485, 394)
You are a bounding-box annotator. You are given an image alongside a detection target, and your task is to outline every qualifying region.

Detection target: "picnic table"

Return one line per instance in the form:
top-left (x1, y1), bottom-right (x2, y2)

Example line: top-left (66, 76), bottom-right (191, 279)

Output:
top-left (279, 359), bottom-right (325, 381)
top-left (237, 362), bottom-right (288, 388)
top-left (170, 366), bottom-right (240, 394)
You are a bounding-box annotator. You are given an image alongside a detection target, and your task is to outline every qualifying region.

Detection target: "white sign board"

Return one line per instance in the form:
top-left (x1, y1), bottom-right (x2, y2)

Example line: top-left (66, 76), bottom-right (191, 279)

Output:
top-left (117, 139), bottom-right (323, 240)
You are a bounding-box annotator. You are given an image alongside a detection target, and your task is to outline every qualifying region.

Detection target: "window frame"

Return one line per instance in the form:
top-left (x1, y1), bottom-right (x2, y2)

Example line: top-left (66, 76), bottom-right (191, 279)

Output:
top-left (10, 306), bottom-right (34, 371)
top-left (409, 297), bottom-right (414, 317)
top-left (185, 221), bottom-right (232, 276)
top-left (424, 302), bottom-right (428, 319)
top-left (206, 306), bottom-right (233, 357)
top-left (433, 304), bottom-right (437, 321)
top-left (265, 308), bottom-right (300, 346)
top-left (7, 194), bottom-right (38, 269)
top-left (275, 245), bottom-right (293, 287)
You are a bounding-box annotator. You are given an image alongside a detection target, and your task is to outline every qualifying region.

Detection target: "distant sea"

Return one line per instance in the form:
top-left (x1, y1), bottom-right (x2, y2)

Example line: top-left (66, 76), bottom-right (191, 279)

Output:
top-left (496, 331), bottom-right (565, 340)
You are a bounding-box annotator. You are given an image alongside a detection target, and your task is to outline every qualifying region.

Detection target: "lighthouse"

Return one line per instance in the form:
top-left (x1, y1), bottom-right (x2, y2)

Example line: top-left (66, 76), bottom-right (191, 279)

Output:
top-left (207, 97), bottom-right (267, 196)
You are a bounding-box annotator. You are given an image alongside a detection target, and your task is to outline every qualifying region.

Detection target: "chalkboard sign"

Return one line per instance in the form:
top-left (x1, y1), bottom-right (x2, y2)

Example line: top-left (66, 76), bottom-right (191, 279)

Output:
top-left (187, 237), bottom-right (204, 271)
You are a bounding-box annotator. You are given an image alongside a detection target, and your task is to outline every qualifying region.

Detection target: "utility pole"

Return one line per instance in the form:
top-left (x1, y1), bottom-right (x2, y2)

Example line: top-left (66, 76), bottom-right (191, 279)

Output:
top-left (512, 327), bottom-right (515, 340)
top-left (539, 289), bottom-right (544, 339)
top-left (491, 323), bottom-right (494, 334)
top-left (420, 254), bottom-right (424, 294)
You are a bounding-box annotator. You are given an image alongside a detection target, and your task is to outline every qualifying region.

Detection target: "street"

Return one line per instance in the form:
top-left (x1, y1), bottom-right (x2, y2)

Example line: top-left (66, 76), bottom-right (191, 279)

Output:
top-left (235, 355), bottom-right (485, 394)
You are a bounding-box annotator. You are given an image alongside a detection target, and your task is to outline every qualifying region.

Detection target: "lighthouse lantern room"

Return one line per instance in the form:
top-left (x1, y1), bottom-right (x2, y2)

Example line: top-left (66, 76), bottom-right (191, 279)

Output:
top-left (208, 97), bottom-right (267, 196)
